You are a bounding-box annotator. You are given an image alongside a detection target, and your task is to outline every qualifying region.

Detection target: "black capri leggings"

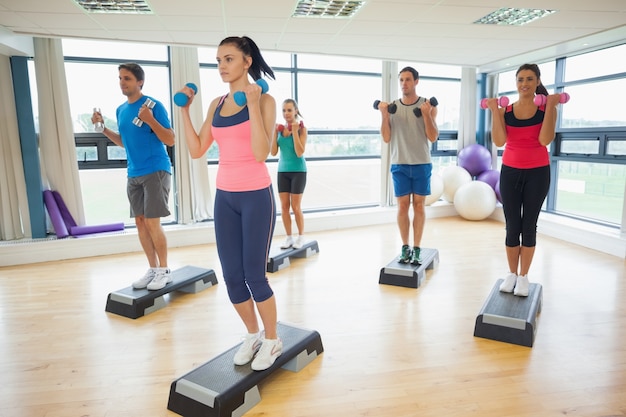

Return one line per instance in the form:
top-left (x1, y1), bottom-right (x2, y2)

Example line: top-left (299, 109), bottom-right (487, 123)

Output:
top-left (499, 164), bottom-right (550, 248)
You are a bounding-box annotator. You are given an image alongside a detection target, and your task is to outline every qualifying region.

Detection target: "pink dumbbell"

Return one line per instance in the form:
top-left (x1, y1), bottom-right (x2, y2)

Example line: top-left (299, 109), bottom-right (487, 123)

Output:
top-left (534, 92), bottom-right (570, 106)
top-left (480, 96), bottom-right (509, 109)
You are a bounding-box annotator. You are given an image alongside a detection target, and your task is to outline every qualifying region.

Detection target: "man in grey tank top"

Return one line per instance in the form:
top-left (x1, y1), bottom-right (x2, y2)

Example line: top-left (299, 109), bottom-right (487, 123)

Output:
top-left (378, 66), bottom-right (439, 265)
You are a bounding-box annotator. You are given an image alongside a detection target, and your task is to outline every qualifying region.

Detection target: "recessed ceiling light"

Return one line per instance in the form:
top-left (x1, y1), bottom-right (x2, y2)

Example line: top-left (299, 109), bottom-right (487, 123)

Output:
top-left (473, 8), bottom-right (556, 26)
top-left (73, 0), bottom-right (153, 14)
top-left (293, 0), bottom-right (365, 18)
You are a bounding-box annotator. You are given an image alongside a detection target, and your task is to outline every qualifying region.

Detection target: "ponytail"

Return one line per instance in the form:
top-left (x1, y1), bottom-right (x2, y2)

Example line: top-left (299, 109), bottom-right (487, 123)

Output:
top-left (536, 84), bottom-right (549, 96)
top-left (219, 36), bottom-right (275, 81)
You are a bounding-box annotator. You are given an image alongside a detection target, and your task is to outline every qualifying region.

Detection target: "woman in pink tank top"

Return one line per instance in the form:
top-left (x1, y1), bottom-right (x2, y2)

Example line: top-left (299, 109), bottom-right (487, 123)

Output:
top-left (177, 36), bottom-right (283, 371)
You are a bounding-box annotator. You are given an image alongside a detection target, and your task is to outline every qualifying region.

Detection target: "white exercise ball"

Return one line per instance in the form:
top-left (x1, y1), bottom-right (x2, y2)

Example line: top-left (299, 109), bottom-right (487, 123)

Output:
top-left (441, 165), bottom-right (471, 203)
top-left (453, 181), bottom-right (497, 221)
top-left (425, 173), bottom-right (444, 206)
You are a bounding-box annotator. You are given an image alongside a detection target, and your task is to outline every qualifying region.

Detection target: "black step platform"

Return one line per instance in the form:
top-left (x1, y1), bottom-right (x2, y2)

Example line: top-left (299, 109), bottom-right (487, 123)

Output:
top-left (167, 322), bottom-right (323, 417)
top-left (266, 240), bottom-right (319, 273)
top-left (378, 248), bottom-right (439, 288)
top-left (473, 278), bottom-right (543, 347)
top-left (105, 265), bottom-right (218, 319)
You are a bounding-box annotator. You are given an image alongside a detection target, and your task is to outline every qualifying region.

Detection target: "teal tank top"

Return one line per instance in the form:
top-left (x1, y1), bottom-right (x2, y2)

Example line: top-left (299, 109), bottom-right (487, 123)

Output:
top-left (277, 133), bottom-right (307, 172)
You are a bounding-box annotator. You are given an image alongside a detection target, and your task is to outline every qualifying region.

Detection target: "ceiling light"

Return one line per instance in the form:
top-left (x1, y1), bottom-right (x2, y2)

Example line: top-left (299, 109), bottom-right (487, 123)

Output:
top-left (293, 0), bottom-right (365, 18)
top-left (73, 0), bottom-right (153, 14)
top-left (473, 8), bottom-right (555, 26)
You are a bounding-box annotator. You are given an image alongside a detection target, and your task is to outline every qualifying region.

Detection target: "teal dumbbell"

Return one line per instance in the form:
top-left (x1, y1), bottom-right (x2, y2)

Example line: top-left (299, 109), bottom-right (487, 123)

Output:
top-left (233, 79), bottom-right (269, 106)
top-left (174, 83), bottom-right (198, 107)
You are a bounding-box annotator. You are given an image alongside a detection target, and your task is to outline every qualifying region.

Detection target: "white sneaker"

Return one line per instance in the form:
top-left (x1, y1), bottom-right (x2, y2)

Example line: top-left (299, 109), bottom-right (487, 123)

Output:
top-left (251, 338), bottom-right (283, 371)
top-left (292, 235), bottom-right (305, 249)
top-left (280, 236), bottom-right (294, 249)
top-left (514, 275), bottom-right (530, 297)
top-left (146, 268), bottom-right (173, 290)
top-left (234, 333), bottom-right (262, 366)
top-left (499, 272), bottom-right (517, 293)
top-left (132, 268), bottom-right (157, 289)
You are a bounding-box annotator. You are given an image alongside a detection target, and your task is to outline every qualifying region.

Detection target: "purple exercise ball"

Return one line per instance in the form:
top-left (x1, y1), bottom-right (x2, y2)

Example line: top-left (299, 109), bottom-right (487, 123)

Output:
top-left (495, 179), bottom-right (502, 203)
top-left (457, 144), bottom-right (492, 177)
top-left (477, 169), bottom-right (500, 190)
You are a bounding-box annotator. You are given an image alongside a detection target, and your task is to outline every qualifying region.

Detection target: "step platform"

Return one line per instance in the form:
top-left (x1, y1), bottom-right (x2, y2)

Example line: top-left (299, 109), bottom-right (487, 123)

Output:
top-left (266, 240), bottom-right (319, 273)
top-left (473, 278), bottom-right (543, 347)
top-left (378, 248), bottom-right (439, 288)
top-left (167, 322), bottom-right (324, 417)
top-left (105, 265), bottom-right (218, 319)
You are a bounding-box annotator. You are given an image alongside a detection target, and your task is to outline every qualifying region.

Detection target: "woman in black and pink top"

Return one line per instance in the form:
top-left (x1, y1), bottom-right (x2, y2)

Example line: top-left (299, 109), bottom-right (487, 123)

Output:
top-left (485, 63), bottom-right (560, 297)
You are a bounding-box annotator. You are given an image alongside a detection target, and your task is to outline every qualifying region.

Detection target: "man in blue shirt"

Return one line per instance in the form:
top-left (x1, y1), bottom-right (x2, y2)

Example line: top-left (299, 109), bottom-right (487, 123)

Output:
top-left (92, 63), bottom-right (175, 290)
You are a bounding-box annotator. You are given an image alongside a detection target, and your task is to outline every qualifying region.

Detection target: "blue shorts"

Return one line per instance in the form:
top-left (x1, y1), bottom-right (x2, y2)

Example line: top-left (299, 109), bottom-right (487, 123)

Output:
top-left (391, 164), bottom-right (432, 197)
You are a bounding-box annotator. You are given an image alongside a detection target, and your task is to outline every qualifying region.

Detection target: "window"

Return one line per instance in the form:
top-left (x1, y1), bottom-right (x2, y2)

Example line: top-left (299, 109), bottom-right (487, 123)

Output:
top-left (564, 44), bottom-right (626, 81)
top-left (560, 79), bottom-right (626, 128)
top-left (554, 161), bottom-right (625, 224)
top-left (62, 39), bottom-right (174, 225)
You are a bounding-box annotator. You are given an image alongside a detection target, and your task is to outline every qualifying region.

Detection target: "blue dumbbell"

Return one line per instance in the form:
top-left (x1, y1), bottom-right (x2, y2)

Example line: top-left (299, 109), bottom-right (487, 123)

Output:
top-left (233, 79), bottom-right (269, 106)
top-left (174, 83), bottom-right (198, 107)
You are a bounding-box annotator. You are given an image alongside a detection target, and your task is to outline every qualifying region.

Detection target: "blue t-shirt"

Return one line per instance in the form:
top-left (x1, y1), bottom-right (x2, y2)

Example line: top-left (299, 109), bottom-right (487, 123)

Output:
top-left (116, 95), bottom-right (172, 177)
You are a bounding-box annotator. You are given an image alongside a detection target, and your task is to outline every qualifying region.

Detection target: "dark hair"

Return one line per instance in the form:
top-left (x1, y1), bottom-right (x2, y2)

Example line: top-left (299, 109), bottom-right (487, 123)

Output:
top-left (516, 63), bottom-right (549, 96)
top-left (399, 66), bottom-right (419, 80)
top-left (283, 98), bottom-right (303, 119)
top-left (118, 63), bottom-right (145, 89)
top-left (219, 36), bottom-right (275, 81)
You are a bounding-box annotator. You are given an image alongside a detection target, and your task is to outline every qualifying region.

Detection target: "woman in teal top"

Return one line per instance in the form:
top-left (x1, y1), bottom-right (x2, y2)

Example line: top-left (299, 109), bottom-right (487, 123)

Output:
top-left (271, 99), bottom-right (308, 249)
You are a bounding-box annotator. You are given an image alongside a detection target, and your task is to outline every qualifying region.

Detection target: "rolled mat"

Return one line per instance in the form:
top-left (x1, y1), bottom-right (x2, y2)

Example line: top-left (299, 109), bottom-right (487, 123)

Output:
top-left (51, 190), bottom-right (77, 229)
top-left (70, 223), bottom-right (125, 236)
top-left (43, 190), bottom-right (70, 238)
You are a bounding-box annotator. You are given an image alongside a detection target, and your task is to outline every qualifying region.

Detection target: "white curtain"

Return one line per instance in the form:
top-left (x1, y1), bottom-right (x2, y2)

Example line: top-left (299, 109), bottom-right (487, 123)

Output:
top-left (33, 37), bottom-right (85, 226)
top-left (380, 60), bottom-right (397, 207)
top-left (458, 67), bottom-right (478, 150)
top-left (0, 55), bottom-right (30, 240)
top-left (169, 46), bottom-right (213, 223)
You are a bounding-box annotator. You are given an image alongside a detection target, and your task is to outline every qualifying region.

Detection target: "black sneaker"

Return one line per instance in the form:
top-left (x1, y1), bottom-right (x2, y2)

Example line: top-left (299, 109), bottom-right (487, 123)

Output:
top-left (411, 247), bottom-right (422, 265)
top-left (399, 245), bottom-right (412, 264)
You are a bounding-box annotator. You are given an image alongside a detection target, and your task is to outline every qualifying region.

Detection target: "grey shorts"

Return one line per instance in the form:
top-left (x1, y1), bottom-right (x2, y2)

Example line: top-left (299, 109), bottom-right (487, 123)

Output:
top-left (127, 170), bottom-right (171, 218)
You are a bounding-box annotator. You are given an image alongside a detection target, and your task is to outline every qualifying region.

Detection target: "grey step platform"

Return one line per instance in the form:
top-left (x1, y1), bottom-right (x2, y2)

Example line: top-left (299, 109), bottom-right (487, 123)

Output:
top-left (105, 265), bottom-right (218, 319)
top-left (267, 240), bottom-right (319, 273)
top-left (378, 248), bottom-right (439, 288)
top-left (167, 322), bottom-right (324, 417)
top-left (474, 278), bottom-right (543, 347)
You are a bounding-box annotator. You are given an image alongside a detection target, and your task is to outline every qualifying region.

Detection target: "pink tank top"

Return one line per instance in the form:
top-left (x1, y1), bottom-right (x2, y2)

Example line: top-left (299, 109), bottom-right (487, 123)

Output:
top-left (211, 97), bottom-right (271, 192)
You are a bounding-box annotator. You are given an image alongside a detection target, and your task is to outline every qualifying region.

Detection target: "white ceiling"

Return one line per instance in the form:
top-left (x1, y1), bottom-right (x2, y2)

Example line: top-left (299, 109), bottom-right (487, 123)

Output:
top-left (0, 0), bottom-right (625, 73)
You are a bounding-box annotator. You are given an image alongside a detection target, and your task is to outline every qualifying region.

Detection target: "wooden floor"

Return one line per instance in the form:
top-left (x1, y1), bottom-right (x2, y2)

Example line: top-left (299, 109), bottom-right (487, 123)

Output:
top-left (1, 216), bottom-right (625, 417)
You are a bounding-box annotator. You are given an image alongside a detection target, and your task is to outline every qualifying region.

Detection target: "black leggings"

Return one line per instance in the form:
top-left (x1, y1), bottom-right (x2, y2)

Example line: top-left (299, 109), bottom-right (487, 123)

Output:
top-left (500, 165), bottom-right (550, 248)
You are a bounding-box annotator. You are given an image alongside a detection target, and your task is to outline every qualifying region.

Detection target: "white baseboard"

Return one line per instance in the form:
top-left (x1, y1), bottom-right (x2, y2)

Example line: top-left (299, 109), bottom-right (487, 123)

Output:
top-left (0, 203), bottom-right (623, 267)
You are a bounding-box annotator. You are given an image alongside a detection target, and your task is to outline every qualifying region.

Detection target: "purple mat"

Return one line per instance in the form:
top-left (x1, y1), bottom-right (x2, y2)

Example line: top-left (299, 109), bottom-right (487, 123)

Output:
top-left (52, 190), bottom-right (77, 229)
top-left (70, 223), bottom-right (125, 236)
top-left (43, 190), bottom-right (70, 238)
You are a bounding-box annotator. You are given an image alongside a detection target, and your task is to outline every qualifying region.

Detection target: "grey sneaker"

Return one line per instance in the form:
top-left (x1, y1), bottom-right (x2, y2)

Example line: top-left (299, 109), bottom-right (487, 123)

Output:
top-left (411, 246), bottom-right (422, 265)
top-left (132, 268), bottom-right (157, 289)
top-left (146, 268), bottom-right (172, 290)
top-left (399, 245), bottom-right (412, 264)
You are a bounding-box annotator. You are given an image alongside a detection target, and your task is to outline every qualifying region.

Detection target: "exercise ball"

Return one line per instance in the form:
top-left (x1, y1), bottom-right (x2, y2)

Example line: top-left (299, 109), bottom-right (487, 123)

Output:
top-left (477, 169), bottom-right (500, 190)
top-left (441, 165), bottom-right (471, 203)
top-left (458, 144), bottom-right (492, 177)
top-left (454, 181), bottom-right (497, 221)
top-left (495, 179), bottom-right (502, 204)
top-left (425, 173), bottom-right (444, 206)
